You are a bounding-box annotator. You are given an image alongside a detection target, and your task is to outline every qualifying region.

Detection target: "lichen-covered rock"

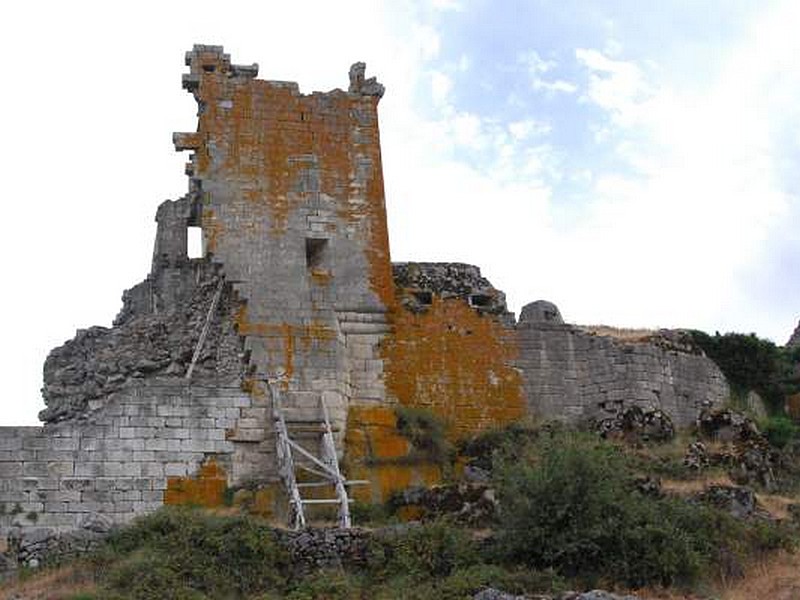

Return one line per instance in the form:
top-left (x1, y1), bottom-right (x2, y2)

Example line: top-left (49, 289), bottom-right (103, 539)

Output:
top-left (594, 405), bottom-right (675, 443)
top-left (728, 438), bottom-right (777, 490)
top-left (692, 485), bottom-right (767, 520)
top-left (472, 589), bottom-right (527, 600)
top-left (390, 483), bottom-right (498, 526)
top-left (684, 441), bottom-right (710, 470)
top-left (694, 408), bottom-right (778, 489)
top-left (696, 407), bottom-right (761, 443)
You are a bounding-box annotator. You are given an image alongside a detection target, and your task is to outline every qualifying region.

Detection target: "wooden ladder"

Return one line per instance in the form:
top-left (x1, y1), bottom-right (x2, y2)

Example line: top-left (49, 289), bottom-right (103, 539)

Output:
top-left (267, 380), bottom-right (364, 529)
top-left (185, 277), bottom-right (225, 381)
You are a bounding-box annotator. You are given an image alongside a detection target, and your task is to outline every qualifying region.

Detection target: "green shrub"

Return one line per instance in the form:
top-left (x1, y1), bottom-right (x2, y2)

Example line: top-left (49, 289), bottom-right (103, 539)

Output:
top-left (382, 520), bottom-right (479, 581)
top-left (492, 430), bottom-right (789, 588)
top-left (458, 420), bottom-right (540, 471)
top-left (432, 564), bottom-right (564, 599)
top-left (285, 569), bottom-right (363, 600)
top-left (101, 552), bottom-right (207, 600)
top-left (92, 508), bottom-right (288, 598)
top-left (688, 331), bottom-right (799, 411)
top-left (761, 415), bottom-right (800, 448)
top-left (350, 499), bottom-right (392, 526)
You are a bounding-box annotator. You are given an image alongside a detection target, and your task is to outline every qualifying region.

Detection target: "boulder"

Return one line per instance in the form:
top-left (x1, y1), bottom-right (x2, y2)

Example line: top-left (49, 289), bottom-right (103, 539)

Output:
top-left (595, 406), bottom-right (675, 443)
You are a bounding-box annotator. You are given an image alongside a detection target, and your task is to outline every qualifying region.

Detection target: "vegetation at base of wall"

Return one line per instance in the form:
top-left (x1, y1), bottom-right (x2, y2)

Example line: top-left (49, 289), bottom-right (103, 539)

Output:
top-left (13, 423), bottom-right (795, 599)
top-left (457, 419), bottom-right (542, 471)
top-left (688, 330), bottom-right (800, 412)
top-left (491, 429), bottom-right (796, 589)
top-left (350, 499), bottom-right (394, 525)
top-left (86, 508), bottom-right (289, 599)
top-left (394, 406), bottom-right (453, 464)
top-left (59, 509), bottom-right (566, 600)
top-left (760, 415), bottom-right (800, 448)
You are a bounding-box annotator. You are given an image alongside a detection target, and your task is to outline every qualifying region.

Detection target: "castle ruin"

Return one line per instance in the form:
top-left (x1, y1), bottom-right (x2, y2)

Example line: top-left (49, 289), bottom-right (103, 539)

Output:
top-left (0, 46), bottom-right (729, 546)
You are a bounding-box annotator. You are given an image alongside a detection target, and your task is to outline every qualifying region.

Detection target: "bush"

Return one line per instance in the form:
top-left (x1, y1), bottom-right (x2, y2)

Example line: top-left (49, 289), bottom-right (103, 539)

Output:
top-left (91, 508), bottom-right (288, 598)
top-left (761, 415), bottom-right (800, 448)
top-left (688, 331), bottom-right (799, 411)
top-left (382, 520), bottom-right (479, 581)
top-left (374, 564), bottom-right (565, 600)
top-left (492, 430), bottom-right (790, 588)
top-left (457, 420), bottom-right (540, 472)
top-left (285, 569), bottom-right (363, 600)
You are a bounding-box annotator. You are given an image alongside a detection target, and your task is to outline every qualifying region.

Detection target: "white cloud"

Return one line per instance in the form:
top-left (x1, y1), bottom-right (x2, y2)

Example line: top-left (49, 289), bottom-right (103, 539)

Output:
top-left (519, 49), bottom-right (555, 74)
top-left (520, 49), bottom-right (577, 95)
top-left (430, 70), bottom-right (453, 106)
top-left (575, 48), bottom-right (652, 126)
top-left (562, 4), bottom-right (800, 334)
top-left (532, 78), bottom-right (578, 94)
top-left (431, 0), bottom-right (463, 11)
top-left (508, 119), bottom-right (551, 141)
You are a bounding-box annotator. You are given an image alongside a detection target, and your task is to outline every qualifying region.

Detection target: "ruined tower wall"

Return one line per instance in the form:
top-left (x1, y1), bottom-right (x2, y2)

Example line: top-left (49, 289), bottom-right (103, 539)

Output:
top-left (174, 47), bottom-right (393, 460)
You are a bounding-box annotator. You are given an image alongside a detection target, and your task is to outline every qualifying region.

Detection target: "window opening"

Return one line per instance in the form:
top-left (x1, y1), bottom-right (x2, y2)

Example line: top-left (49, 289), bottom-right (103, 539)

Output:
top-left (413, 291), bottom-right (433, 305)
top-left (188, 226), bottom-right (203, 258)
top-left (469, 294), bottom-right (492, 307)
top-left (306, 238), bottom-right (328, 270)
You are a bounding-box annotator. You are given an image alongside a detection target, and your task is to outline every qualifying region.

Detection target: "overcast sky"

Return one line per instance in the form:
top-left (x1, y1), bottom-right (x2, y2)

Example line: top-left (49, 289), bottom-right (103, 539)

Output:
top-left (1, 1), bottom-right (798, 425)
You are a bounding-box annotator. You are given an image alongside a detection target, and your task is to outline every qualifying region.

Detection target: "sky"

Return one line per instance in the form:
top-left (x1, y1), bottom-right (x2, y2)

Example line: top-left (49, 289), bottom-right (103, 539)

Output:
top-left (1, 0), bottom-right (798, 425)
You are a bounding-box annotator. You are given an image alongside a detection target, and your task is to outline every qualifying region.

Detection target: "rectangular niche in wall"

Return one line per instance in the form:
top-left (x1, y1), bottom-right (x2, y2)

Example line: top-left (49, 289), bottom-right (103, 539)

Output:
top-left (305, 238), bottom-right (328, 270)
top-left (188, 226), bottom-right (203, 258)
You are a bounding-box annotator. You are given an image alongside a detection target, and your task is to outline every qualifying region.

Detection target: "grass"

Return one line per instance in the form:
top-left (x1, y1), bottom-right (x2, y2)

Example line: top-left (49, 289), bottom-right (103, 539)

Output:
top-left (0, 563), bottom-right (95, 600)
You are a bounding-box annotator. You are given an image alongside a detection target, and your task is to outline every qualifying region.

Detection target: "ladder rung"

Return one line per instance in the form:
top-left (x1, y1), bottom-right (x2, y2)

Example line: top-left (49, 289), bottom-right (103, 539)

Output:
top-left (301, 498), bottom-right (354, 505)
top-left (275, 425), bottom-right (341, 433)
top-left (296, 479), bottom-right (369, 488)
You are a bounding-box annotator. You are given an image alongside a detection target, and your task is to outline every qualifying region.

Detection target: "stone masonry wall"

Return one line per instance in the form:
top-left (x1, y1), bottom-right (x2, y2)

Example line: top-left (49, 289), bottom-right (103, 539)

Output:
top-left (516, 320), bottom-right (730, 428)
top-left (175, 46), bottom-right (393, 428)
top-left (0, 380), bottom-right (266, 549)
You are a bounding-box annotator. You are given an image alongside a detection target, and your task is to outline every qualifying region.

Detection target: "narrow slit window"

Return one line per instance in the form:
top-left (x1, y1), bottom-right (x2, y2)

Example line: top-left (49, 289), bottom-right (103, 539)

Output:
top-left (188, 226), bottom-right (203, 258)
top-left (469, 294), bottom-right (492, 307)
top-left (305, 238), bottom-right (328, 269)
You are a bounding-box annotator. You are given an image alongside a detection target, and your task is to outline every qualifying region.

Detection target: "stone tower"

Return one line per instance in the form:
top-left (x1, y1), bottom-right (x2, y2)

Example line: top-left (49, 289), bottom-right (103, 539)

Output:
top-left (172, 46), bottom-right (393, 436)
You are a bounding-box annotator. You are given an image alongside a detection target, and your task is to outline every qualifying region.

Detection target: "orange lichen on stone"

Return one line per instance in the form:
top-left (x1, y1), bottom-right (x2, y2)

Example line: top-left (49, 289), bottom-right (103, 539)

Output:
top-left (345, 405), bottom-right (411, 461)
top-left (383, 298), bottom-right (525, 439)
top-left (344, 405), bottom-right (443, 503)
top-left (234, 307), bottom-right (336, 380)
top-left (164, 459), bottom-right (227, 507)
